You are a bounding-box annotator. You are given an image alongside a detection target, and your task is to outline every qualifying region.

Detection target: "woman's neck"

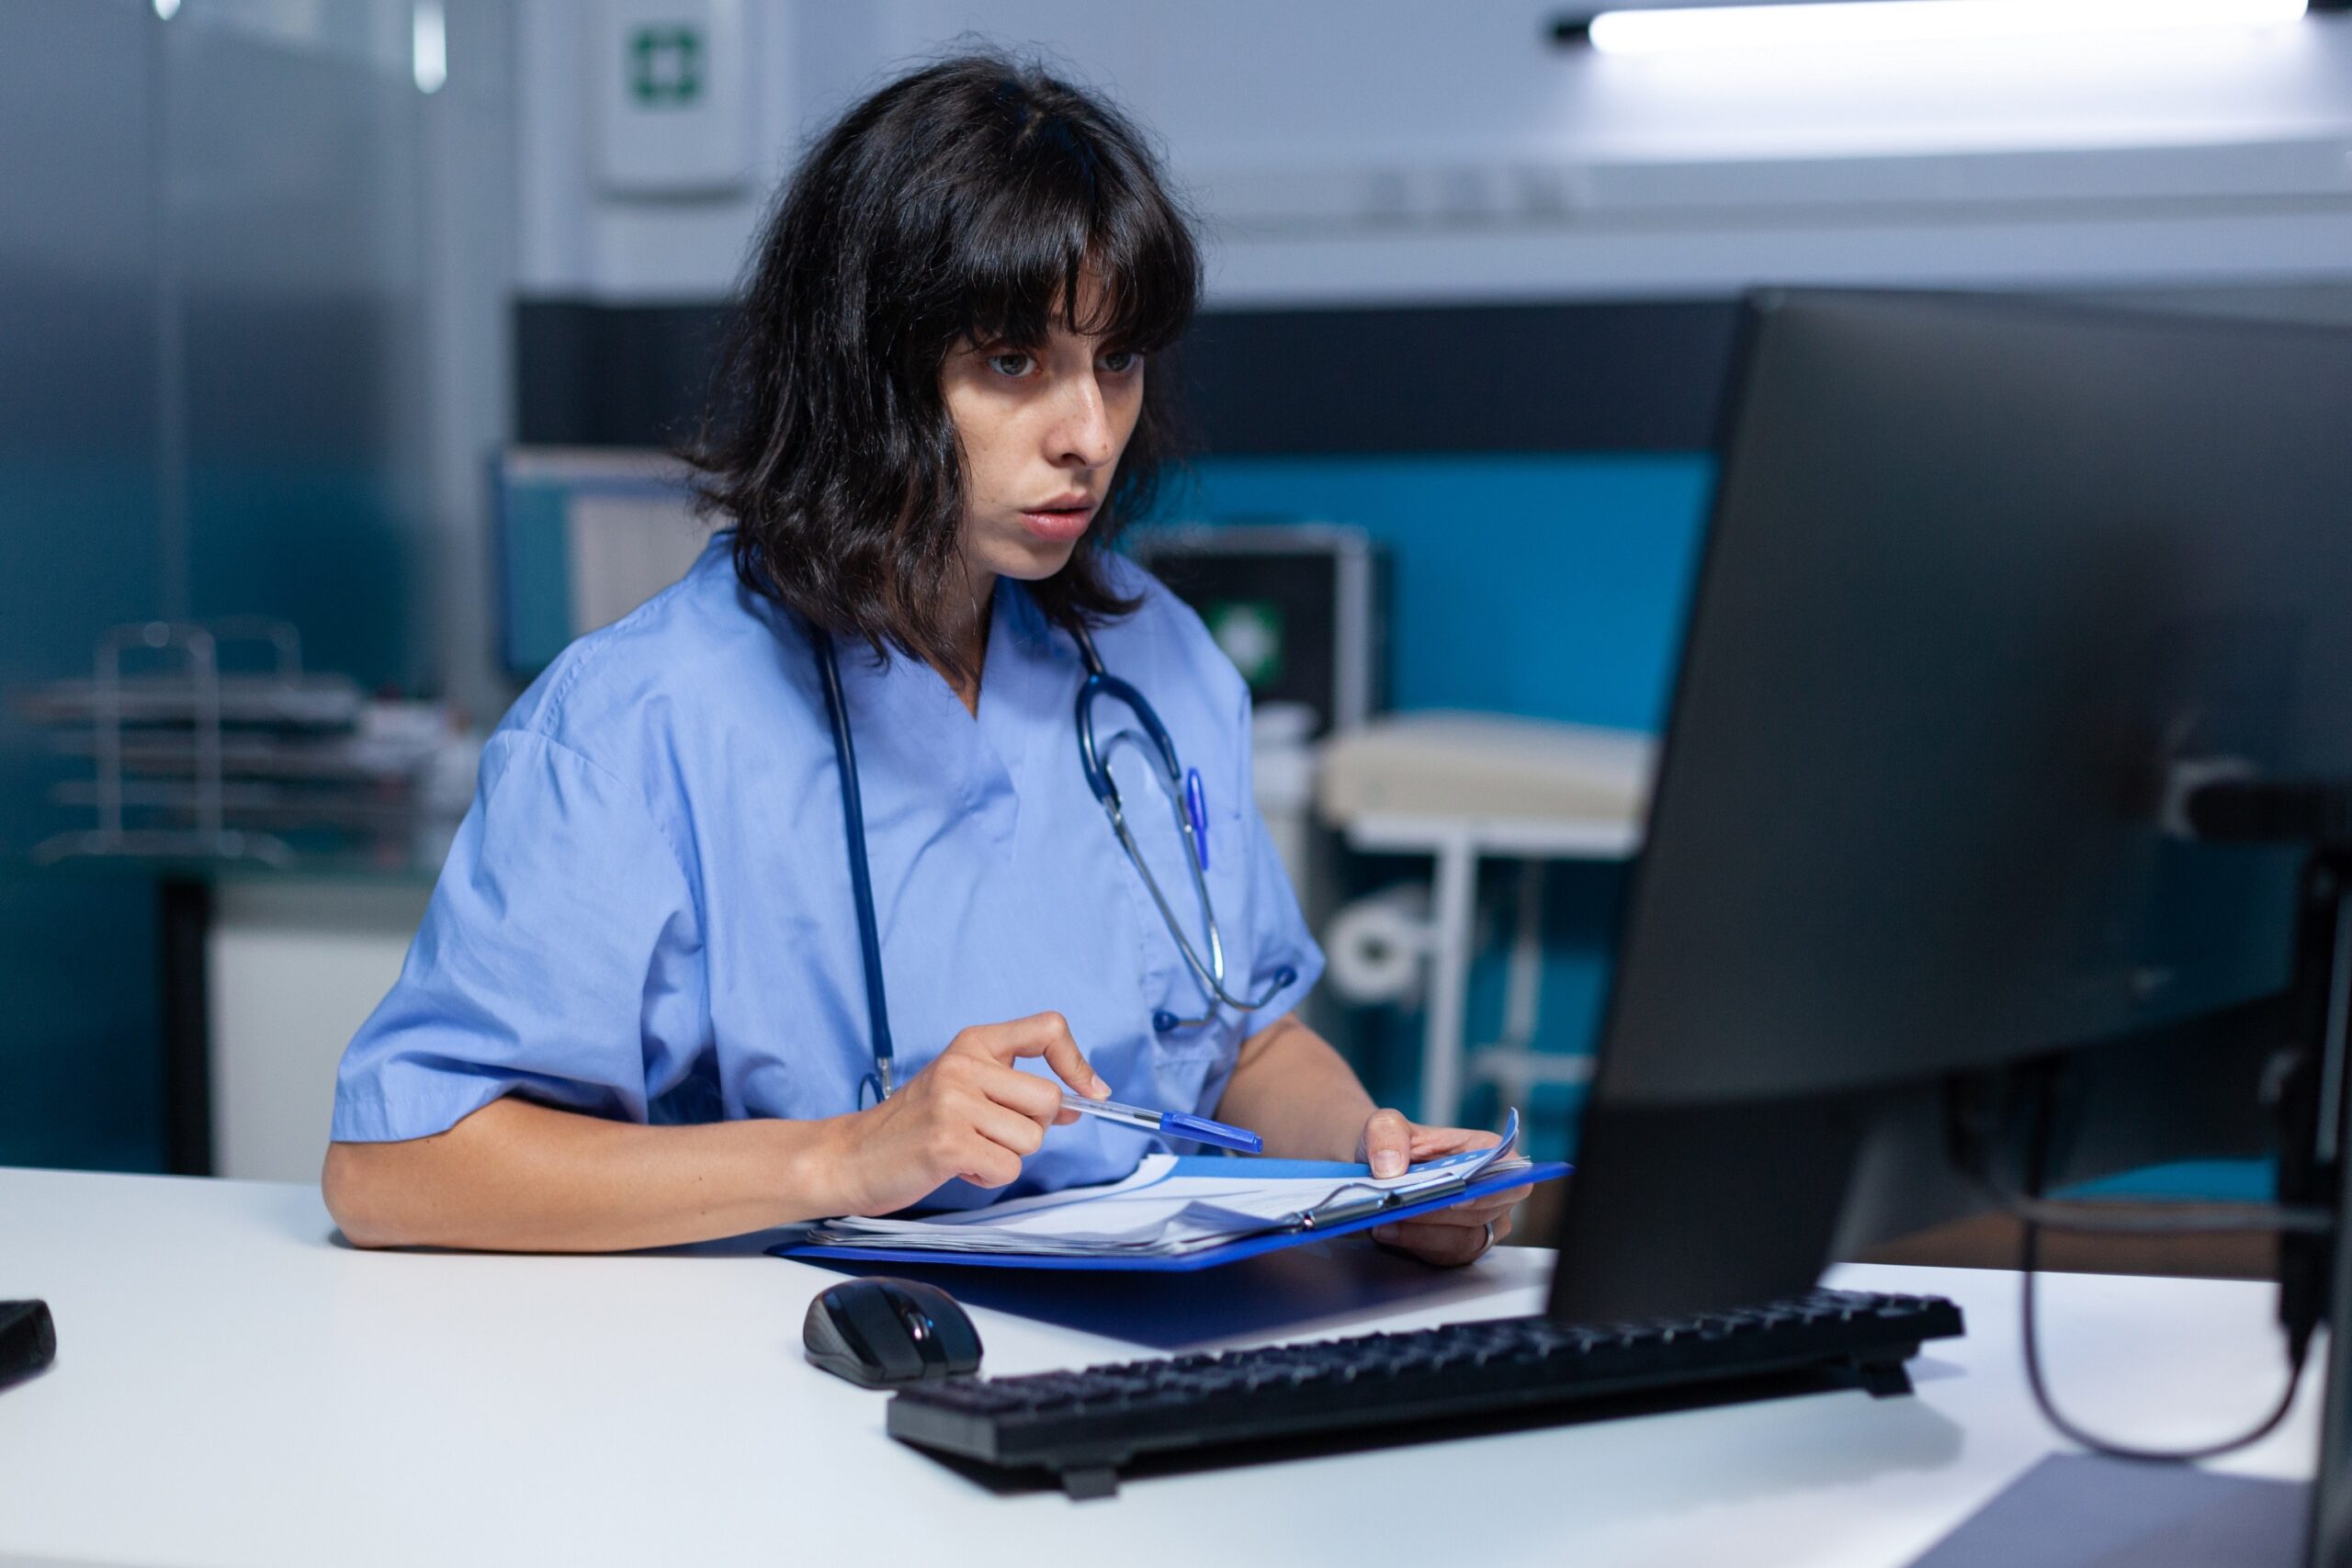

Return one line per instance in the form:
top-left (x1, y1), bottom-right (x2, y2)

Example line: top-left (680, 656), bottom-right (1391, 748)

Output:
top-left (941, 569), bottom-right (997, 717)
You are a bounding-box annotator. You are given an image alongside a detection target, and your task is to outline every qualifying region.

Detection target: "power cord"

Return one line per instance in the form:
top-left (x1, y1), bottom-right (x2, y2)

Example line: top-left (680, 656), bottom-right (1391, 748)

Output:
top-left (2011, 1076), bottom-right (2317, 1463)
top-left (2018, 1214), bottom-right (2312, 1463)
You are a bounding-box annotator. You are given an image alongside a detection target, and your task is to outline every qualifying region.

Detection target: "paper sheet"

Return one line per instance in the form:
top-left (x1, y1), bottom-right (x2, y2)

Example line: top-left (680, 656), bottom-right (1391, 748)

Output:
top-left (800, 1110), bottom-right (1525, 1258)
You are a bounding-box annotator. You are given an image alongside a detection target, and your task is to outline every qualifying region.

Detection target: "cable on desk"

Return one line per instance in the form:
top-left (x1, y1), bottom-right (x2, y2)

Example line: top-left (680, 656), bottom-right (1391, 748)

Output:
top-left (2013, 1077), bottom-right (2314, 1465)
top-left (2018, 1218), bottom-right (2311, 1463)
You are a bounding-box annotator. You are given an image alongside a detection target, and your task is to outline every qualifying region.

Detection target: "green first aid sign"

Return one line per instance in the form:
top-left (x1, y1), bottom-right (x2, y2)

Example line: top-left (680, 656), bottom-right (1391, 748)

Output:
top-left (629, 25), bottom-right (704, 106)
top-left (1205, 600), bottom-right (1284, 688)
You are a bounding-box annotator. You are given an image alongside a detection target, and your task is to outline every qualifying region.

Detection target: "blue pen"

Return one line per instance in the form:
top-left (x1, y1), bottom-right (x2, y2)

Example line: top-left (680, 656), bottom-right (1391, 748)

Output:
top-left (1061, 1091), bottom-right (1263, 1155)
top-left (1182, 766), bottom-right (1209, 871)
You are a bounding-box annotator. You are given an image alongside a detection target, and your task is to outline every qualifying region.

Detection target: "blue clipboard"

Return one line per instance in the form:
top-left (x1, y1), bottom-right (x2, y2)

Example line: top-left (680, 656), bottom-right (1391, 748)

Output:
top-left (770, 1158), bottom-right (1571, 1273)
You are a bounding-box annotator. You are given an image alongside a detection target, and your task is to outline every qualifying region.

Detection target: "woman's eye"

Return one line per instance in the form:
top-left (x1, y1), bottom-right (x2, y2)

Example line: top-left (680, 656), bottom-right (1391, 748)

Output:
top-left (985, 352), bottom-right (1035, 378)
top-left (1099, 349), bottom-right (1142, 374)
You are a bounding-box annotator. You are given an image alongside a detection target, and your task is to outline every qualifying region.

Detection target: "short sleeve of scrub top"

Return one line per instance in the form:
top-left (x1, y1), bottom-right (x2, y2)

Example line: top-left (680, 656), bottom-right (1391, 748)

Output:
top-left (331, 535), bottom-right (1325, 1201)
top-left (327, 728), bottom-right (709, 1142)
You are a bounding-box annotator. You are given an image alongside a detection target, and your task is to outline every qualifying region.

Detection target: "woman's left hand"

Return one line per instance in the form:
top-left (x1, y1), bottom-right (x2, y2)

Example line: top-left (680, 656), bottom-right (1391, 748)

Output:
top-left (1355, 1108), bottom-right (1532, 1267)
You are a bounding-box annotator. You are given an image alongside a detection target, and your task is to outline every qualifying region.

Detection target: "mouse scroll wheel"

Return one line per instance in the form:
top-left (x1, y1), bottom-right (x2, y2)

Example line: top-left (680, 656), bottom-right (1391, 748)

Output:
top-left (896, 1303), bottom-right (933, 1344)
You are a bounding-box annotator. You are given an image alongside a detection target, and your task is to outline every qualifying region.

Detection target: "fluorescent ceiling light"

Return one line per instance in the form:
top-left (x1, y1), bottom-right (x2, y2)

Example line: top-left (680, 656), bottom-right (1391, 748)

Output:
top-left (412, 0), bottom-right (447, 94)
top-left (1587, 0), bottom-right (2311, 57)
top-left (153, 0), bottom-right (179, 17)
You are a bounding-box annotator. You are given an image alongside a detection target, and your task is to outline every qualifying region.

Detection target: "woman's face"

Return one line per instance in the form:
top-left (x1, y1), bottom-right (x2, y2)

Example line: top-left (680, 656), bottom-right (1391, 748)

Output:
top-left (940, 310), bottom-right (1144, 592)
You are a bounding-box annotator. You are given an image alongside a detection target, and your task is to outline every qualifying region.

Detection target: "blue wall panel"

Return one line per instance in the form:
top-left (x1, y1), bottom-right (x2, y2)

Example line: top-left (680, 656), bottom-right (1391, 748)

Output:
top-left (1176, 454), bottom-right (1715, 730)
top-left (1163, 454), bottom-right (1716, 1146)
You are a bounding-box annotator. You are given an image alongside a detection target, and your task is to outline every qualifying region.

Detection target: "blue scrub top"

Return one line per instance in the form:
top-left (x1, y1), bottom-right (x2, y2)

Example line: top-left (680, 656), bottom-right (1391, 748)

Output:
top-left (331, 533), bottom-right (1324, 1206)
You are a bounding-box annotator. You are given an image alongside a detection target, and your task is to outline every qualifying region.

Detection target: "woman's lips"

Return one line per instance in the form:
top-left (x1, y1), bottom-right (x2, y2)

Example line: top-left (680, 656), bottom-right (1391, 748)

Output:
top-left (1018, 505), bottom-right (1095, 543)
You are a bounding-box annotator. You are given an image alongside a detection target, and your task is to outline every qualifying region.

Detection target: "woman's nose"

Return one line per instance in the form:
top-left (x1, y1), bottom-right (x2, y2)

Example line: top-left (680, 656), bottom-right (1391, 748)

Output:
top-left (1050, 375), bottom-right (1116, 468)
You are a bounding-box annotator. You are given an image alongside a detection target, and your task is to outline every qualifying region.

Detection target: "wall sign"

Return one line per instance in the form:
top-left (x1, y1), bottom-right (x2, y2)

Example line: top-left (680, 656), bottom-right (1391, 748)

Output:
top-left (592, 0), bottom-right (752, 197)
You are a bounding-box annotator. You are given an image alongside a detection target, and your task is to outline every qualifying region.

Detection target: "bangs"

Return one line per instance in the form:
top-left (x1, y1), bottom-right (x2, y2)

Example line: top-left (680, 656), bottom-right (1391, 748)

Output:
top-left (943, 122), bottom-right (1196, 355)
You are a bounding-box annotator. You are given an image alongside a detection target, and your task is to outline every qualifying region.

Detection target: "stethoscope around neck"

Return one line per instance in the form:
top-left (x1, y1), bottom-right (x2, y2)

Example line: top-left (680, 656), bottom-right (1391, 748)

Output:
top-left (810, 605), bottom-right (1296, 1107)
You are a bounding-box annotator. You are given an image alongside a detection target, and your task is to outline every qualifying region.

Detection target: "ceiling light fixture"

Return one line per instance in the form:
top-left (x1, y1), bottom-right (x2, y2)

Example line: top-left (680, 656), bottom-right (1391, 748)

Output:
top-left (412, 0), bottom-right (447, 94)
top-left (1579, 0), bottom-right (2311, 58)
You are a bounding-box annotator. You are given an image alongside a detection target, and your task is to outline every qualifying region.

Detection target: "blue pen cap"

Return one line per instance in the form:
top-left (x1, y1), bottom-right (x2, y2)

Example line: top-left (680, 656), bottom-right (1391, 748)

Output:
top-left (1182, 766), bottom-right (1209, 870)
top-left (1159, 1110), bottom-right (1263, 1155)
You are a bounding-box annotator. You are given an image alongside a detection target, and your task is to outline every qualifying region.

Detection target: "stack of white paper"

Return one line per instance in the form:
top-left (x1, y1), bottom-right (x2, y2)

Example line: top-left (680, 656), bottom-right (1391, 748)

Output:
top-left (798, 1112), bottom-right (1526, 1260)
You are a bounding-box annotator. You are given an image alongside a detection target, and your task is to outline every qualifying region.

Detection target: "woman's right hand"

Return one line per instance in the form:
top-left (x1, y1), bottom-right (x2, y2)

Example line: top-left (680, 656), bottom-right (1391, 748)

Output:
top-left (823, 1011), bottom-right (1110, 1217)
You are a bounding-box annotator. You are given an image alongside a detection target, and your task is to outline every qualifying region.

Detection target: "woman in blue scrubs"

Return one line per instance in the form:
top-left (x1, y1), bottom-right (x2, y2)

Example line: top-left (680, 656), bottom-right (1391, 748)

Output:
top-left (323, 54), bottom-right (1528, 1261)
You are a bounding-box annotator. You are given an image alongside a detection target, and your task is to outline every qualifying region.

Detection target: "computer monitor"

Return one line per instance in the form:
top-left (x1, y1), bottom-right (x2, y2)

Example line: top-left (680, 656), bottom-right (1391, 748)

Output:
top-left (1549, 289), bottom-right (2352, 1329)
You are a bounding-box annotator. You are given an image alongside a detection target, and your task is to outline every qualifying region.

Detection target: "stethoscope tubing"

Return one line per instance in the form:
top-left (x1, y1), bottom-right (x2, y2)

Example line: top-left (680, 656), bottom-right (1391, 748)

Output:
top-left (815, 610), bottom-right (1292, 1104)
top-left (1069, 623), bottom-right (1294, 1026)
top-left (812, 627), bottom-right (898, 1105)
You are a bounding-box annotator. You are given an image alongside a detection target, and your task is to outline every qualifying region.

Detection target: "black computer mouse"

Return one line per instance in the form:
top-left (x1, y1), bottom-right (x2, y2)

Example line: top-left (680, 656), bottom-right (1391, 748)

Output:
top-left (802, 1276), bottom-right (983, 1389)
top-left (0, 1300), bottom-right (55, 1392)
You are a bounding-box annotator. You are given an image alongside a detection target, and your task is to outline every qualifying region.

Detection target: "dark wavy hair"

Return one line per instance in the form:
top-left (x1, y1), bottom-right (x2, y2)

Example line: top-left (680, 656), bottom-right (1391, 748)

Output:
top-left (690, 53), bottom-right (1203, 679)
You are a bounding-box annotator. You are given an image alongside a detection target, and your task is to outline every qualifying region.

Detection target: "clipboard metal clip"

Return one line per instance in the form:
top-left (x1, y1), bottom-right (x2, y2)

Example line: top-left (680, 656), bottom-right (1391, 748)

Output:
top-left (1294, 1173), bottom-right (1475, 1232)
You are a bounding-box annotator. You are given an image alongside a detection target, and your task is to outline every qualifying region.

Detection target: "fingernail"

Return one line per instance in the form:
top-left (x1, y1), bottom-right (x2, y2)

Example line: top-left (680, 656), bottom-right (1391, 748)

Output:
top-left (1373, 1150), bottom-right (1405, 1178)
top-left (1091, 1074), bottom-right (1111, 1099)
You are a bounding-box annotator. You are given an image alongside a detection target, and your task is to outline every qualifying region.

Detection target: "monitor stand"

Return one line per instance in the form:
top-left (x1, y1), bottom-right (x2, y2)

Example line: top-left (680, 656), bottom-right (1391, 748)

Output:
top-left (1967, 784), bottom-right (2352, 1568)
top-left (1907, 1454), bottom-right (2305, 1568)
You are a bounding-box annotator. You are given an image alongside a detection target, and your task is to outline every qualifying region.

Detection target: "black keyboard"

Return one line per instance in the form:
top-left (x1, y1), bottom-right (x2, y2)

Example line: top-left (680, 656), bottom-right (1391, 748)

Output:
top-left (888, 1289), bottom-right (1964, 1497)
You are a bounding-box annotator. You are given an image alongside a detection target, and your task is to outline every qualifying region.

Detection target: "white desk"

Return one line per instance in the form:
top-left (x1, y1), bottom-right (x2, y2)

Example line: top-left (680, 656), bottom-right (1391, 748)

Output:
top-left (0, 1167), bottom-right (2322, 1568)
